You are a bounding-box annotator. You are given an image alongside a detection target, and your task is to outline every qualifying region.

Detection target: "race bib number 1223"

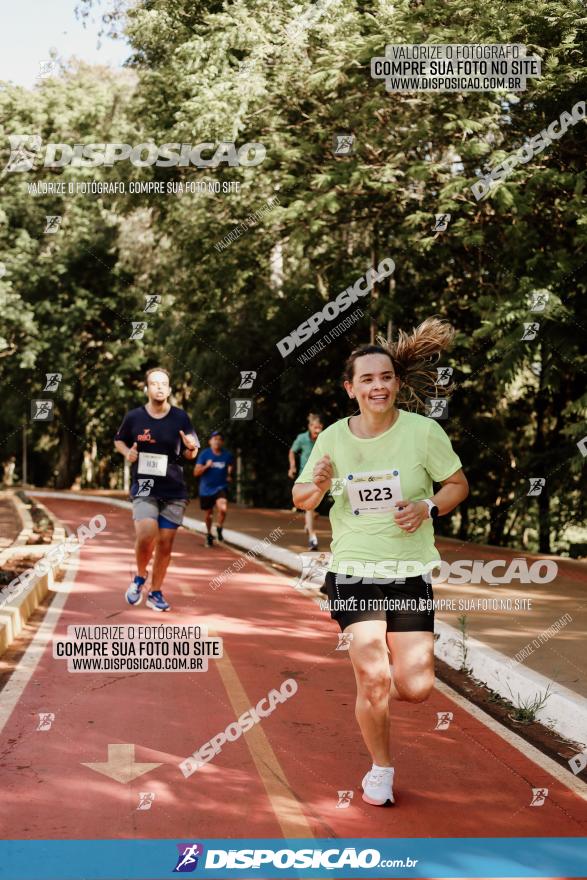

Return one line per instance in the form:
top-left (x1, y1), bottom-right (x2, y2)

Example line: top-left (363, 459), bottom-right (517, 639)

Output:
top-left (346, 469), bottom-right (402, 515)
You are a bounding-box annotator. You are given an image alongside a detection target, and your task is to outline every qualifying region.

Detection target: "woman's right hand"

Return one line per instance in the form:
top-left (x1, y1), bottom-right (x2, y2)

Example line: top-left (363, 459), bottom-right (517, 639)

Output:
top-left (312, 454), bottom-right (333, 492)
top-left (126, 442), bottom-right (138, 463)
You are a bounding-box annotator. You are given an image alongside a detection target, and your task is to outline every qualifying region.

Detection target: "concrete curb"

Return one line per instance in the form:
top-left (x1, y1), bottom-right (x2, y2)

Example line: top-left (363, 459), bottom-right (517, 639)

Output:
top-left (0, 493), bottom-right (70, 657)
top-left (29, 490), bottom-right (587, 748)
top-left (0, 567), bottom-right (52, 656)
top-left (10, 492), bottom-right (35, 545)
top-left (434, 620), bottom-right (587, 748)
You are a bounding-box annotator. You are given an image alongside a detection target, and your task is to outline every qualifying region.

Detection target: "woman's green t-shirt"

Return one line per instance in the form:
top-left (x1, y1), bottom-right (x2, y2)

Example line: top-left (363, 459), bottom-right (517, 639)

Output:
top-left (295, 409), bottom-right (462, 574)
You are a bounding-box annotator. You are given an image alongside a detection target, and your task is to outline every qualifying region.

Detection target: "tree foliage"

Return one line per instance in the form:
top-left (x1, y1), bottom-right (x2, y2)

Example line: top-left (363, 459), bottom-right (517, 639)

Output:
top-left (1, 0), bottom-right (586, 551)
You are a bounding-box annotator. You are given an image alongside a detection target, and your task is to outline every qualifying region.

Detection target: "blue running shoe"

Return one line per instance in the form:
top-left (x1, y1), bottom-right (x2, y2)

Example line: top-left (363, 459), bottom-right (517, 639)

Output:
top-left (125, 576), bottom-right (145, 606)
top-left (146, 590), bottom-right (170, 612)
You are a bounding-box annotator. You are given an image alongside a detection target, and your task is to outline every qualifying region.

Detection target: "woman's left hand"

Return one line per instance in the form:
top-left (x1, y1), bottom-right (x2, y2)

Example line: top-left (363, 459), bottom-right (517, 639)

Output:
top-left (393, 499), bottom-right (429, 533)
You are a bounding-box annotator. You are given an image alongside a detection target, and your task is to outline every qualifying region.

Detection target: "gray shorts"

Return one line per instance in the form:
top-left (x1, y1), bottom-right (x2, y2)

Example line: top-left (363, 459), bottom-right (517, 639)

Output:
top-left (132, 497), bottom-right (188, 528)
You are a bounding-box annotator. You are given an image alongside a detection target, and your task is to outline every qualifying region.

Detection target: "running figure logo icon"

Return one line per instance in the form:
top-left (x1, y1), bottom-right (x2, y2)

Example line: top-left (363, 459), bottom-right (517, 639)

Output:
top-left (38, 60), bottom-right (57, 79)
top-left (130, 322), bottom-right (148, 340)
top-left (44, 215), bottom-right (62, 234)
top-left (530, 787), bottom-right (548, 806)
top-left (238, 371), bottom-right (257, 389)
top-left (173, 843), bottom-right (204, 872)
top-left (137, 792), bottom-right (155, 810)
top-left (144, 295), bottom-right (161, 313)
top-left (336, 790), bottom-right (354, 808)
top-left (31, 400), bottom-right (54, 421)
top-left (230, 398), bottom-right (253, 420)
top-left (37, 713), bottom-right (55, 731)
top-left (3, 134), bottom-right (42, 172)
top-left (333, 133), bottom-right (355, 155)
top-left (436, 366), bottom-right (453, 386)
top-left (521, 322), bottom-right (540, 340)
top-left (43, 373), bottom-right (62, 392)
top-left (435, 711), bottom-right (453, 730)
top-left (136, 479), bottom-right (155, 497)
top-left (527, 478), bottom-right (545, 496)
top-left (336, 632), bottom-right (354, 651)
top-left (425, 398), bottom-right (448, 419)
top-left (433, 213), bottom-right (451, 232)
top-left (330, 477), bottom-right (347, 496)
top-left (528, 291), bottom-right (549, 312)
top-left (297, 552), bottom-right (331, 589)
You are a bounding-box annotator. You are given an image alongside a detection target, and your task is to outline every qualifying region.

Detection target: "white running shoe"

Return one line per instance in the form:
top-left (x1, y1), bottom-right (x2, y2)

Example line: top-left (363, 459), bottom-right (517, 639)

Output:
top-left (125, 580), bottom-right (144, 606)
top-left (362, 767), bottom-right (395, 806)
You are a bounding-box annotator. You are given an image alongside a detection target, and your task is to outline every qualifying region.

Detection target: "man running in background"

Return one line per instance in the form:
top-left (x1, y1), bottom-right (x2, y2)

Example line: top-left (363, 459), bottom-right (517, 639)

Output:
top-left (289, 413), bottom-right (324, 550)
top-left (194, 431), bottom-right (234, 547)
top-left (114, 367), bottom-right (199, 612)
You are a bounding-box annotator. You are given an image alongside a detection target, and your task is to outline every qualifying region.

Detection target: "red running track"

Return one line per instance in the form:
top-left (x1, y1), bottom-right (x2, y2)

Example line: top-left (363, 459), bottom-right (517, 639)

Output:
top-left (0, 498), bottom-right (585, 869)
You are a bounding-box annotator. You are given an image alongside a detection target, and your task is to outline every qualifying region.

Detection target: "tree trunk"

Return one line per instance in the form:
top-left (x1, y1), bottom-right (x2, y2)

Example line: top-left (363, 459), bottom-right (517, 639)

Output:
top-left (533, 346), bottom-right (550, 553)
top-left (488, 478), bottom-right (507, 546)
top-left (457, 495), bottom-right (469, 541)
top-left (54, 387), bottom-right (83, 489)
top-left (370, 229), bottom-right (378, 343)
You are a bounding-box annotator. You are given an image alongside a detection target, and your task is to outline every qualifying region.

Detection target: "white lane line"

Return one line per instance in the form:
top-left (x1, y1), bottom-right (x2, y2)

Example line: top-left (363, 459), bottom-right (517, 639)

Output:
top-left (0, 556), bottom-right (79, 735)
top-left (23, 494), bottom-right (587, 801)
top-left (435, 677), bottom-right (587, 799)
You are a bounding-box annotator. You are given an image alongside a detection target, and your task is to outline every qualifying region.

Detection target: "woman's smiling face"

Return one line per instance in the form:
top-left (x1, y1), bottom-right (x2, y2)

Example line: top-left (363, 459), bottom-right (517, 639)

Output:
top-left (344, 352), bottom-right (400, 415)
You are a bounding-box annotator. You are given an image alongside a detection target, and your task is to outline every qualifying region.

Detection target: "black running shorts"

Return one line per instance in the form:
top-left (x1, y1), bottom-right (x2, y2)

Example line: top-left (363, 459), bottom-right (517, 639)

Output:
top-left (199, 490), bottom-right (228, 510)
top-left (323, 570), bottom-right (435, 633)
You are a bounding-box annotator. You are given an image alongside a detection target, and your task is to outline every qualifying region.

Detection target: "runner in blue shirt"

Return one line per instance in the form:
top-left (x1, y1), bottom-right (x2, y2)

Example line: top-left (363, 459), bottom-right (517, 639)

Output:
top-left (194, 432), bottom-right (235, 547)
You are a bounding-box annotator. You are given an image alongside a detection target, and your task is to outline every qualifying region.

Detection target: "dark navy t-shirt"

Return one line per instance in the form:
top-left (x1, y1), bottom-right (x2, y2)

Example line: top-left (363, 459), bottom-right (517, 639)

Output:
top-left (197, 448), bottom-right (234, 496)
top-left (115, 405), bottom-right (199, 500)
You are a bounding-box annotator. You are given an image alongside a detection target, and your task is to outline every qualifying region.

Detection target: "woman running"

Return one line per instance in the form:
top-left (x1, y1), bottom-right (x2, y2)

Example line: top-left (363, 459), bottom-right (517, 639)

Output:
top-left (292, 317), bottom-right (469, 806)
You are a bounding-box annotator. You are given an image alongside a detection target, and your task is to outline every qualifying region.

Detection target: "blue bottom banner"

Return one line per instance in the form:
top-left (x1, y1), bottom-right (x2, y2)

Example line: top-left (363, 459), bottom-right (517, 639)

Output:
top-left (0, 838), bottom-right (585, 879)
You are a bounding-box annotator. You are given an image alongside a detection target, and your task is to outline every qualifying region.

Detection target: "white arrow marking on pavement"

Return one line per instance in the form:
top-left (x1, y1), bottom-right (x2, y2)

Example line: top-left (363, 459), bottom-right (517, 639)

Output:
top-left (82, 744), bottom-right (162, 784)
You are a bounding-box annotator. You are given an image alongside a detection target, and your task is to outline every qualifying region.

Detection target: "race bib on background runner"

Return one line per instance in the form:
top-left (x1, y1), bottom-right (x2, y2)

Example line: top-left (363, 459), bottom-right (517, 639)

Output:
top-left (137, 452), bottom-right (168, 477)
top-left (346, 469), bottom-right (402, 515)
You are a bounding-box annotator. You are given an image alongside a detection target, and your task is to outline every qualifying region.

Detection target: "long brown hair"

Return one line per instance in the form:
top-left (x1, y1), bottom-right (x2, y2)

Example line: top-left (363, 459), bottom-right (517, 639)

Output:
top-left (343, 317), bottom-right (456, 411)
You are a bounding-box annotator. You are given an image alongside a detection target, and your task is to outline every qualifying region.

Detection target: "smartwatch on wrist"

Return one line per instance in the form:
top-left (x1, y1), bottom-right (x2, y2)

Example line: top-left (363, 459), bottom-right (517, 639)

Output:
top-left (424, 498), bottom-right (439, 519)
